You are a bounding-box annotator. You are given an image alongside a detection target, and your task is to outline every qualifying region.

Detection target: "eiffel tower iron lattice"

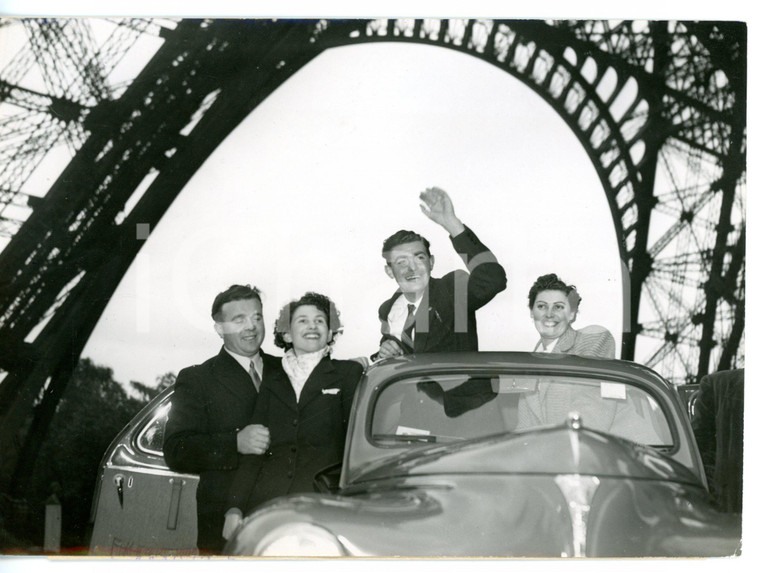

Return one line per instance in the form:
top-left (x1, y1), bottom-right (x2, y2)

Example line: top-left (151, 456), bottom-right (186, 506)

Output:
top-left (0, 18), bottom-right (746, 497)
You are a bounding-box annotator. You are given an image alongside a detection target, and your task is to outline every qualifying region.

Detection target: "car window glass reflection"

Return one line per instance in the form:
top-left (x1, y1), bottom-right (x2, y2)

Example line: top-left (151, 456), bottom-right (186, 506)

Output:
top-left (136, 402), bottom-right (171, 456)
top-left (371, 374), bottom-right (673, 447)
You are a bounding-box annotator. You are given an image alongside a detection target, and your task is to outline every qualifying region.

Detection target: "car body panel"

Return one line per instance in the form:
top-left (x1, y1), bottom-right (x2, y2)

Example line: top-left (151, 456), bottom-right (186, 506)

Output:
top-left (226, 352), bottom-right (740, 557)
top-left (228, 472), bottom-right (740, 557)
top-left (89, 352), bottom-right (739, 557)
top-left (89, 387), bottom-right (198, 555)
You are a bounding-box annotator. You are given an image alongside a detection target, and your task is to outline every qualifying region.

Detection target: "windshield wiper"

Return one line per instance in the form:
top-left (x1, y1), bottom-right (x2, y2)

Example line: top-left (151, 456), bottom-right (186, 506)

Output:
top-left (372, 433), bottom-right (438, 443)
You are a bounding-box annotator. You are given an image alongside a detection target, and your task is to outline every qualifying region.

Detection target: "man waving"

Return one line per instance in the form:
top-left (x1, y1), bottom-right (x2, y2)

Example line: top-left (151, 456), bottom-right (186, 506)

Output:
top-left (375, 187), bottom-right (507, 359)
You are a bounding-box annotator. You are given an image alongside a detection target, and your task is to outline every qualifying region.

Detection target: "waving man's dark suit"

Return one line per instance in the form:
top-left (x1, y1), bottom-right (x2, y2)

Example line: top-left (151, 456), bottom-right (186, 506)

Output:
top-left (378, 226), bottom-right (506, 354)
top-left (227, 356), bottom-right (363, 515)
top-left (163, 347), bottom-right (280, 552)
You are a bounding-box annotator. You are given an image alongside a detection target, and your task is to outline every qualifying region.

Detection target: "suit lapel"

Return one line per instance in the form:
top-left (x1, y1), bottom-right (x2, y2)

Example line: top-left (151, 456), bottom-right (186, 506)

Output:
top-left (380, 291), bottom-right (403, 337)
top-left (522, 391), bottom-right (544, 425)
top-left (260, 350), bottom-right (283, 386)
top-left (297, 357), bottom-right (337, 409)
top-left (266, 365), bottom-right (298, 413)
top-left (212, 347), bottom-right (257, 402)
top-left (412, 286), bottom-right (433, 352)
top-left (553, 327), bottom-right (578, 354)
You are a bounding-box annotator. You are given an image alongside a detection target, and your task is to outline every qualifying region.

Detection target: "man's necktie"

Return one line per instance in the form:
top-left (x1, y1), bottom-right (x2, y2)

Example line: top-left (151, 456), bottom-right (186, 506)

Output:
top-left (401, 303), bottom-right (416, 352)
top-left (249, 360), bottom-right (262, 392)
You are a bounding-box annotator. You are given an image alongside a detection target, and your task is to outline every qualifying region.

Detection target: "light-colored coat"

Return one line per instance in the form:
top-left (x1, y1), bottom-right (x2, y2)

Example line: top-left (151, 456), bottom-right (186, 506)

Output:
top-left (523, 325), bottom-right (664, 444)
top-left (534, 324), bottom-right (616, 359)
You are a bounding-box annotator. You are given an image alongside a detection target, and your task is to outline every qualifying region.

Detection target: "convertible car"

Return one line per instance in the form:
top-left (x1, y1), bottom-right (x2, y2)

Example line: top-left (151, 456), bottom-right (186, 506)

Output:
top-left (225, 352), bottom-right (740, 558)
top-left (89, 352), bottom-right (740, 557)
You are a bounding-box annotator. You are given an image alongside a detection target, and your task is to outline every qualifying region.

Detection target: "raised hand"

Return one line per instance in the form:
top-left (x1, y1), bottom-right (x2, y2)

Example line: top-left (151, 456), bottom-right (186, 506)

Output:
top-left (419, 187), bottom-right (465, 236)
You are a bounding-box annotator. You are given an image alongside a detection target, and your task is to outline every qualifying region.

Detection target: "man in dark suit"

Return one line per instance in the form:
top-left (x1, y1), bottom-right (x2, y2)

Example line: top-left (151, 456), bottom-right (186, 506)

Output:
top-left (163, 284), bottom-right (278, 553)
top-left (691, 368), bottom-right (744, 514)
top-left (374, 187), bottom-right (507, 360)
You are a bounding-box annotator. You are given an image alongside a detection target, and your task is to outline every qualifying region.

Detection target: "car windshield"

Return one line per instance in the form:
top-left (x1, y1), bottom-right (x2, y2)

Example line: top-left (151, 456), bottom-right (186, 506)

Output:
top-left (371, 373), bottom-right (673, 448)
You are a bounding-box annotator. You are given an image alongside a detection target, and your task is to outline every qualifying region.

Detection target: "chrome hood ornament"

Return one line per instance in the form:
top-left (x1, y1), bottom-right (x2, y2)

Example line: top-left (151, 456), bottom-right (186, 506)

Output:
top-left (554, 411), bottom-right (600, 557)
top-left (554, 472), bottom-right (601, 557)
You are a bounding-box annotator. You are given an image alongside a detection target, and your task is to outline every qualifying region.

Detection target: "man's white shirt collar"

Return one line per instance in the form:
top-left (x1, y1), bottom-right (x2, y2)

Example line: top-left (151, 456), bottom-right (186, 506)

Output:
top-left (388, 294), bottom-right (422, 340)
top-left (224, 347), bottom-right (263, 378)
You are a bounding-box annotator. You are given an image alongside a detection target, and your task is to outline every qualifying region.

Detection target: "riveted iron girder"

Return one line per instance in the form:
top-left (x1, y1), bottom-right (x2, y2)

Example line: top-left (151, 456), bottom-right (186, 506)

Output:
top-left (0, 18), bottom-right (745, 497)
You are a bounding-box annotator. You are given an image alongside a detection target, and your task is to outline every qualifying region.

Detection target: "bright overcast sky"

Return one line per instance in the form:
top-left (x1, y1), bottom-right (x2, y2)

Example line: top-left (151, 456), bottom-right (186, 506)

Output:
top-left (75, 40), bottom-right (625, 386)
top-left (1, 2), bottom-right (752, 392)
top-left (1, 0), bottom-right (751, 394)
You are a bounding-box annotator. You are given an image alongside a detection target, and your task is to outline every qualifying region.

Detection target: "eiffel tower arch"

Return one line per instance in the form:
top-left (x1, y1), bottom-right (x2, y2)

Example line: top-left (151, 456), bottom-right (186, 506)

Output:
top-left (0, 18), bottom-right (746, 497)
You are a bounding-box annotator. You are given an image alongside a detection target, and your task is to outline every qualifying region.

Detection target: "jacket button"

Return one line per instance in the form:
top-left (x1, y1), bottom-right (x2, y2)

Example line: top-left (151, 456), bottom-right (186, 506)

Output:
top-left (290, 446), bottom-right (296, 453)
top-left (287, 471), bottom-right (293, 478)
top-left (292, 419), bottom-right (298, 426)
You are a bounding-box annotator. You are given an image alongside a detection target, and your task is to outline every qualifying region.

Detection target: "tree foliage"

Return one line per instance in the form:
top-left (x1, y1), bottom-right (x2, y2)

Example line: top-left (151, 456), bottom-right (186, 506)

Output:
top-left (130, 372), bottom-right (176, 402)
top-left (25, 359), bottom-right (174, 549)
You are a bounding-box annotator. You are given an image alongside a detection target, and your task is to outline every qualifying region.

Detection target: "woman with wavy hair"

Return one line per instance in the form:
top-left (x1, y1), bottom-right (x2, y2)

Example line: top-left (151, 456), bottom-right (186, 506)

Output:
top-left (223, 292), bottom-right (363, 538)
top-left (518, 275), bottom-right (667, 444)
top-left (528, 273), bottom-right (615, 358)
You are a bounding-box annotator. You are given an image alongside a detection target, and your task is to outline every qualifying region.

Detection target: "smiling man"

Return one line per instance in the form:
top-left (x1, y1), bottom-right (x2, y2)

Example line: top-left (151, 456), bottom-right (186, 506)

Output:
top-left (375, 187), bottom-right (507, 360)
top-left (163, 284), bottom-right (280, 554)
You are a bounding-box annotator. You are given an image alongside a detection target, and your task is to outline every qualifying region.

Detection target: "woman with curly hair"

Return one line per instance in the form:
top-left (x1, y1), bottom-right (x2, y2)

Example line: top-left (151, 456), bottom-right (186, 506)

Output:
top-left (528, 273), bottom-right (615, 358)
top-left (518, 275), bottom-right (665, 443)
top-left (223, 292), bottom-right (363, 538)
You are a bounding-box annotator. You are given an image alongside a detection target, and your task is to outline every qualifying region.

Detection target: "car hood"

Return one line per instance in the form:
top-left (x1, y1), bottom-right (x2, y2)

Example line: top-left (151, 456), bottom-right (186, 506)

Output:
top-left (229, 473), bottom-right (740, 557)
top-left (228, 421), bottom-right (739, 558)
top-left (349, 419), bottom-right (701, 487)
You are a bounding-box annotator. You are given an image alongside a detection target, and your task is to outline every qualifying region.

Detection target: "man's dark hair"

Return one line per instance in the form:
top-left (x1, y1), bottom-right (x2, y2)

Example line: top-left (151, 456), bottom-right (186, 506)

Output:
top-left (527, 273), bottom-right (581, 311)
top-left (211, 284), bottom-right (262, 321)
top-left (273, 291), bottom-right (343, 351)
top-left (382, 230), bottom-right (431, 260)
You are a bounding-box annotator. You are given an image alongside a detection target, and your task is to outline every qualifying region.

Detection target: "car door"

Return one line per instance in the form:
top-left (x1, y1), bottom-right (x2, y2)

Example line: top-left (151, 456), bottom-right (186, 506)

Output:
top-left (89, 387), bottom-right (199, 555)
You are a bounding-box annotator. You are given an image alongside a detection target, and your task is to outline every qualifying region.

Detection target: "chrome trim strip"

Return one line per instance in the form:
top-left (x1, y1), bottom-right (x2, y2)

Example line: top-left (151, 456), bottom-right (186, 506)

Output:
top-left (554, 473), bottom-right (600, 557)
top-left (104, 463), bottom-right (198, 480)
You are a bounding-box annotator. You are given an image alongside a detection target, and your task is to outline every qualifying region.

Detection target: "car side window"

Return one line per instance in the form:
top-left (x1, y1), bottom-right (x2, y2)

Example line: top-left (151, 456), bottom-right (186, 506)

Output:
top-left (135, 401), bottom-right (171, 456)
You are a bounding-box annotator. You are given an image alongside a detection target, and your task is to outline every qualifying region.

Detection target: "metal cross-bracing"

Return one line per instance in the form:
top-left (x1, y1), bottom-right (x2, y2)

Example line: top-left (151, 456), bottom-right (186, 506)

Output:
top-left (0, 18), bottom-right (327, 495)
top-left (317, 19), bottom-right (745, 385)
top-left (0, 18), bottom-right (746, 498)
